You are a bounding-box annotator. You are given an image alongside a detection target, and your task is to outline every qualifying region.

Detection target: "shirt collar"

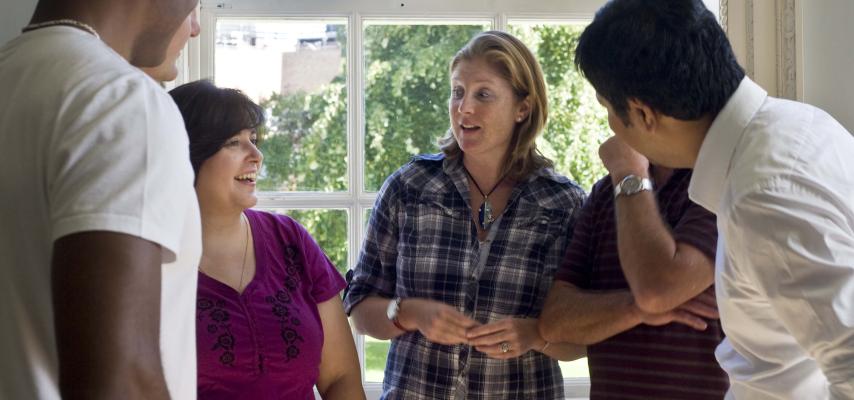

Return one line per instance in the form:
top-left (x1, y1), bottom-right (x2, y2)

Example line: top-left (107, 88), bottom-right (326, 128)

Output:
top-left (688, 77), bottom-right (767, 213)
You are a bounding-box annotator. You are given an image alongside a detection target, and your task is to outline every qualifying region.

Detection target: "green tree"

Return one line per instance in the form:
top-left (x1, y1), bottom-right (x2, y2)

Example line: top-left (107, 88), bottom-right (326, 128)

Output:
top-left (256, 24), bottom-right (610, 273)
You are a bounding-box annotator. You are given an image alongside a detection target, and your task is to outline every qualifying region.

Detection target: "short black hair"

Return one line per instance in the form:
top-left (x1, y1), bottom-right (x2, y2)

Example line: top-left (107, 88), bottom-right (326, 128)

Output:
top-left (169, 80), bottom-right (265, 180)
top-left (575, 0), bottom-right (744, 123)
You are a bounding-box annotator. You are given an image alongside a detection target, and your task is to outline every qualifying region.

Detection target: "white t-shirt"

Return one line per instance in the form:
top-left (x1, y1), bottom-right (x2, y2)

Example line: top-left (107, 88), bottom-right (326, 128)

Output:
top-left (690, 78), bottom-right (854, 399)
top-left (0, 27), bottom-right (201, 399)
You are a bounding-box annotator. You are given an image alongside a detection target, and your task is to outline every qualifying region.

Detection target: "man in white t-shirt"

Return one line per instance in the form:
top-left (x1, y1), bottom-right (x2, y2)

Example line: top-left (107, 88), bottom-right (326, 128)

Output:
top-left (574, 0), bottom-right (854, 399)
top-left (0, 0), bottom-right (201, 399)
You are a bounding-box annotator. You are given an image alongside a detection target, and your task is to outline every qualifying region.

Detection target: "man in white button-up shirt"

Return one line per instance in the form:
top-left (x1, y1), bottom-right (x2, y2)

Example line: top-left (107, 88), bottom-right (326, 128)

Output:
top-left (574, 0), bottom-right (854, 398)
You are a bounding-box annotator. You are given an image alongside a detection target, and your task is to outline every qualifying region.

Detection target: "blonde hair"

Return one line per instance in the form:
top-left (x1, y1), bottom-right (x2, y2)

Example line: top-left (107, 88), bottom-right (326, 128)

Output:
top-left (439, 30), bottom-right (552, 180)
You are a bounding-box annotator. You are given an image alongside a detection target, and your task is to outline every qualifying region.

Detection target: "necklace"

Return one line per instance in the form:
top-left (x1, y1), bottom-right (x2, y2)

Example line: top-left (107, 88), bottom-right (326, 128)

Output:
top-left (200, 213), bottom-right (250, 293)
top-left (22, 19), bottom-right (100, 40)
top-left (236, 213), bottom-right (250, 292)
top-left (463, 166), bottom-right (506, 230)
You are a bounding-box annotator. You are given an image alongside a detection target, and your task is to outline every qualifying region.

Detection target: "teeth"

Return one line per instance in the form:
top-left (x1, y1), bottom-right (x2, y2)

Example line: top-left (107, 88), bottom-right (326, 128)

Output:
top-left (462, 124), bottom-right (478, 129)
top-left (235, 172), bottom-right (257, 181)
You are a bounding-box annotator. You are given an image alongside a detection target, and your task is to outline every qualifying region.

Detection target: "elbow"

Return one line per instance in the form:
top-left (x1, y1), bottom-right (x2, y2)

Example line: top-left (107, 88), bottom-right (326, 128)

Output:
top-left (633, 288), bottom-right (675, 314)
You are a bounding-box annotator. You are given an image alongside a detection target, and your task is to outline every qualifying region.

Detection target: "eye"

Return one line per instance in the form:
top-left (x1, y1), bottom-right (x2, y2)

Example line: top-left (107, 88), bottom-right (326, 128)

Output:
top-left (477, 90), bottom-right (491, 99)
top-left (452, 86), bottom-right (464, 99)
top-left (250, 136), bottom-right (259, 145)
top-left (223, 139), bottom-right (239, 147)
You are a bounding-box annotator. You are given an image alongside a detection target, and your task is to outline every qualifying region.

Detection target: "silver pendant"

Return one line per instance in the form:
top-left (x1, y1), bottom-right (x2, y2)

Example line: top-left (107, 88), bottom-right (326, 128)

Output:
top-left (478, 200), bottom-right (495, 229)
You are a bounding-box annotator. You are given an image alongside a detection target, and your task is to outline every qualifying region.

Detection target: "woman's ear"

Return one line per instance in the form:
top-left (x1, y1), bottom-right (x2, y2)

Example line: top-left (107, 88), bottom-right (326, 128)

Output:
top-left (516, 96), bottom-right (532, 122)
top-left (627, 98), bottom-right (658, 133)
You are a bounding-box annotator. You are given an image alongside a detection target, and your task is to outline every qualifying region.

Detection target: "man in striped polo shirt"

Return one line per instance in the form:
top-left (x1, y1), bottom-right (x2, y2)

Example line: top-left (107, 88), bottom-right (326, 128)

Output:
top-left (539, 134), bottom-right (728, 398)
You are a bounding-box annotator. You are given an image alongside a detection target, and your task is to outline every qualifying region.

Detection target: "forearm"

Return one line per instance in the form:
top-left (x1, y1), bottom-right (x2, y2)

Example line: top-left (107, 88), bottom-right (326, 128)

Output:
top-left (539, 341), bottom-right (586, 361)
top-left (319, 373), bottom-right (366, 400)
top-left (615, 191), bottom-right (711, 312)
top-left (539, 282), bottom-right (640, 345)
top-left (350, 296), bottom-right (403, 340)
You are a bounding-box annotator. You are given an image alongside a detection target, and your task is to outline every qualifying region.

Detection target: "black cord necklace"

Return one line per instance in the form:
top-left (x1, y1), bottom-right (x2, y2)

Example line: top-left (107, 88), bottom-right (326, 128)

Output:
top-left (463, 167), bottom-right (505, 230)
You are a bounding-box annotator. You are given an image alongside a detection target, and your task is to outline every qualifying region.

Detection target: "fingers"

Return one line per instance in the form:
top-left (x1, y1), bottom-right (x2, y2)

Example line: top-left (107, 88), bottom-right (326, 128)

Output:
top-left (466, 319), bottom-right (510, 340)
top-left (669, 310), bottom-right (709, 331)
top-left (692, 289), bottom-right (718, 308)
top-left (679, 299), bottom-right (720, 320)
top-left (418, 303), bottom-right (480, 345)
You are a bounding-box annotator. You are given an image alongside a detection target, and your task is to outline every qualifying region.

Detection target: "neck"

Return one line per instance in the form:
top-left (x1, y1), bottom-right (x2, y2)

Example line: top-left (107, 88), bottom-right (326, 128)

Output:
top-left (462, 153), bottom-right (505, 191)
top-left (30, 0), bottom-right (138, 60)
top-left (200, 208), bottom-right (245, 244)
top-left (666, 115), bottom-right (714, 168)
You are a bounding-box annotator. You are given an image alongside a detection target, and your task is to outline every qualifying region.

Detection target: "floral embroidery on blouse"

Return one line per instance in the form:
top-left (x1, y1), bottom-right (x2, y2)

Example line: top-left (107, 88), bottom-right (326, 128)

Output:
top-left (197, 298), bottom-right (236, 366)
top-left (264, 245), bottom-right (305, 362)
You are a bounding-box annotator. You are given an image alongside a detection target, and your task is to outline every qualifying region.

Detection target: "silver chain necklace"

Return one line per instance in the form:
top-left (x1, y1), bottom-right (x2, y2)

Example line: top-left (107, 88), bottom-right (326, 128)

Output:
top-left (22, 19), bottom-right (100, 40)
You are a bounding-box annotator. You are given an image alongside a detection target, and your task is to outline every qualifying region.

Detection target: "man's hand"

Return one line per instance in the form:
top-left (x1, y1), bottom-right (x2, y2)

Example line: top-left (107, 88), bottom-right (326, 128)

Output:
top-left (634, 288), bottom-right (719, 331)
top-left (599, 136), bottom-right (650, 182)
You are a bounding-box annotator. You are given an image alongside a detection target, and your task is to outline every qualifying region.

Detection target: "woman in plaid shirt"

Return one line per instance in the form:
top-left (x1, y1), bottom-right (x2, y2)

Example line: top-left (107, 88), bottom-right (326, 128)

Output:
top-left (344, 31), bottom-right (586, 399)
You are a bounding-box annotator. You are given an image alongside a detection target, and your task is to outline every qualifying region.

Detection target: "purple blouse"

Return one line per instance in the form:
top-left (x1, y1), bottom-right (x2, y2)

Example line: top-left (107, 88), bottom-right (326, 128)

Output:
top-left (196, 209), bottom-right (346, 399)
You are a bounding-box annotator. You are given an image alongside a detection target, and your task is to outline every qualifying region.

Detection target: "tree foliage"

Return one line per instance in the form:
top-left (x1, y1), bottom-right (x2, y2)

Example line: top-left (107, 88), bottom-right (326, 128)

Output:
top-left (257, 24), bottom-right (609, 273)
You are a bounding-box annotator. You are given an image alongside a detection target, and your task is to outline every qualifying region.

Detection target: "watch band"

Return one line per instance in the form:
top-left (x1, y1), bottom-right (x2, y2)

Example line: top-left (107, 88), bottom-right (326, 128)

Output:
top-left (614, 174), bottom-right (653, 198)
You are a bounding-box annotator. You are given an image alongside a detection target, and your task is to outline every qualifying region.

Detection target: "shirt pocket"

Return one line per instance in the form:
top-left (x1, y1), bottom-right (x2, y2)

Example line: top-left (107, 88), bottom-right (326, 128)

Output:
top-left (489, 207), bottom-right (570, 316)
top-left (398, 194), bottom-right (470, 301)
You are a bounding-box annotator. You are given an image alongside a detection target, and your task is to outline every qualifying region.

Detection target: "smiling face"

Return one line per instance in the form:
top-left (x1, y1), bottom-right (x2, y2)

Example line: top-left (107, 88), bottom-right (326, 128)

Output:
top-left (449, 57), bottom-right (528, 162)
top-left (195, 128), bottom-right (263, 214)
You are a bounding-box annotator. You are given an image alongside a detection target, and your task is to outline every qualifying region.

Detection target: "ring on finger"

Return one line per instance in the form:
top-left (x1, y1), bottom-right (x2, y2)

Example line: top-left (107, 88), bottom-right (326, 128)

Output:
top-left (500, 341), bottom-right (511, 353)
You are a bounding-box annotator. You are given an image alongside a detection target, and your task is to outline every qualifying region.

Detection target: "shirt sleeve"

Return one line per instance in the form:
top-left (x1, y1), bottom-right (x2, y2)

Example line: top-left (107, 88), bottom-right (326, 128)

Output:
top-left (672, 197), bottom-right (718, 261)
top-left (553, 184), bottom-right (599, 288)
top-left (48, 74), bottom-right (194, 262)
top-left (342, 170), bottom-right (402, 314)
top-left (288, 218), bottom-right (346, 304)
top-left (726, 181), bottom-right (854, 396)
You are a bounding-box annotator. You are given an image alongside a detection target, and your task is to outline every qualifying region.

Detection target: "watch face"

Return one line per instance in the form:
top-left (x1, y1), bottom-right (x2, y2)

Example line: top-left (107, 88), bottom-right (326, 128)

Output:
top-left (386, 298), bottom-right (398, 320)
top-left (622, 177), bottom-right (642, 193)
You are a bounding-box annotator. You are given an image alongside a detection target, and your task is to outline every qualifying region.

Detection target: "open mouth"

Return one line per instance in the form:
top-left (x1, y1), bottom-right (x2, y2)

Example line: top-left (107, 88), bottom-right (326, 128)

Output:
top-left (235, 172), bottom-right (257, 183)
top-left (460, 123), bottom-right (482, 133)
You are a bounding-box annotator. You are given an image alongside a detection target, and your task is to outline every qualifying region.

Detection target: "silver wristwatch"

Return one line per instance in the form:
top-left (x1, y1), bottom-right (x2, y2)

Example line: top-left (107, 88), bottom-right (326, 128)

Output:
top-left (614, 174), bottom-right (653, 198)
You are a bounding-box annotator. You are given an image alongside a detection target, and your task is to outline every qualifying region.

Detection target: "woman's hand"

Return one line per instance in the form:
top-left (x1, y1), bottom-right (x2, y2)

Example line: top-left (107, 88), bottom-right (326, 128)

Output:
top-left (398, 299), bottom-right (480, 345)
top-left (466, 318), bottom-right (546, 359)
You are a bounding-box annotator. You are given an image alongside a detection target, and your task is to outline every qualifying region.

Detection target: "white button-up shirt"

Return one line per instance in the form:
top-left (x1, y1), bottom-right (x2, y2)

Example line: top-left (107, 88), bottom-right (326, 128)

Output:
top-left (689, 78), bottom-right (854, 399)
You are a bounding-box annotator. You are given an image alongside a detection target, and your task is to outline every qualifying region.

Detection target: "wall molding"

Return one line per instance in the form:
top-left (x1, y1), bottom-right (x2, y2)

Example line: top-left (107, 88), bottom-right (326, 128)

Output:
top-left (723, 0), bottom-right (801, 99)
top-left (776, 0), bottom-right (798, 99)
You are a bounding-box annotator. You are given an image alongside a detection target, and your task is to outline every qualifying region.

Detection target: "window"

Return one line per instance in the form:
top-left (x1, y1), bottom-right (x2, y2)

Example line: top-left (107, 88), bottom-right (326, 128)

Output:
top-left (195, 1), bottom-right (611, 398)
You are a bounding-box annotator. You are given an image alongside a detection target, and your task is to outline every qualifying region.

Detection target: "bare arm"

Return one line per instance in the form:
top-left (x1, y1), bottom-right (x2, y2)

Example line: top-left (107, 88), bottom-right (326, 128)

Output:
top-left (52, 232), bottom-right (169, 400)
top-left (614, 190), bottom-right (715, 313)
top-left (539, 281), bottom-right (640, 345)
top-left (538, 281), bottom-right (715, 345)
top-left (351, 296), bottom-right (478, 344)
top-left (600, 136), bottom-right (715, 313)
top-left (349, 296), bottom-right (407, 340)
top-left (315, 296), bottom-right (365, 400)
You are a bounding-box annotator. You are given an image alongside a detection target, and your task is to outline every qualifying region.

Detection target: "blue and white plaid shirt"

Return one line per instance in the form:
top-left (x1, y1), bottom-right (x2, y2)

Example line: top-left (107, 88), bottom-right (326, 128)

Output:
top-left (344, 154), bottom-right (585, 399)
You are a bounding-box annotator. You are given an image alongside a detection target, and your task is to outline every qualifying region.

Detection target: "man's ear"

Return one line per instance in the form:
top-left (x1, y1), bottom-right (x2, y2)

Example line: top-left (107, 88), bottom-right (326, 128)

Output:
top-left (627, 98), bottom-right (658, 133)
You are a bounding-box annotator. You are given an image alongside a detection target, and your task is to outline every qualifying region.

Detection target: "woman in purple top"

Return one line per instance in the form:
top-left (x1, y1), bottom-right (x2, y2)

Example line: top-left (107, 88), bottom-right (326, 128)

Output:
top-left (170, 80), bottom-right (365, 400)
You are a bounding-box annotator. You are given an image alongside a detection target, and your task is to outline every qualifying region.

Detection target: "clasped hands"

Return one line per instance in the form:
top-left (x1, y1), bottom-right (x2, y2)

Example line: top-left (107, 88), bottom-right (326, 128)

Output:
top-left (396, 298), bottom-right (545, 359)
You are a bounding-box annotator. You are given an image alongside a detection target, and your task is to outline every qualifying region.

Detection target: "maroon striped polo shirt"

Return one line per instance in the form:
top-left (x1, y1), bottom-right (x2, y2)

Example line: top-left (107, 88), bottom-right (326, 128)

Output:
top-left (555, 169), bottom-right (729, 399)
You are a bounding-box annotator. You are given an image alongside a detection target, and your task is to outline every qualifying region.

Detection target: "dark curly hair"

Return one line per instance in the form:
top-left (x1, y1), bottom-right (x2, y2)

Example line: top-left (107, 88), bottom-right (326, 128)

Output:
top-left (169, 79), bottom-right (265, 181)
top-left (575, 0), bottom-right (744, 125)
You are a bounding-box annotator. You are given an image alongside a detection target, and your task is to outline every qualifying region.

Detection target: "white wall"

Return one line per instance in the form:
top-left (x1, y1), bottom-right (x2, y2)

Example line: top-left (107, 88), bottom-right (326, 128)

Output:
top-left (0, 0), bottom-right (37, 45)
top-left (801, 0), bottom-right (854, 131)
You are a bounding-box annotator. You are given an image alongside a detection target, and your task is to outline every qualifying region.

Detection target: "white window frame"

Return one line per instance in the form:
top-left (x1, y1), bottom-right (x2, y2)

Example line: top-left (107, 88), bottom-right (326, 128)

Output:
top-left (187, 1), bottom-right (664, 398)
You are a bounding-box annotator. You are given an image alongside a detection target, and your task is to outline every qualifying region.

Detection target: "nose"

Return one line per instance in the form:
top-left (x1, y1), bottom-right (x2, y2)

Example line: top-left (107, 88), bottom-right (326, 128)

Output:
top-left (456, 95), bottom-right (474, 114)
top-left (190, 9), bottom-right (201, 38)
top-left (249, 142), bottom-right (264, 165)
